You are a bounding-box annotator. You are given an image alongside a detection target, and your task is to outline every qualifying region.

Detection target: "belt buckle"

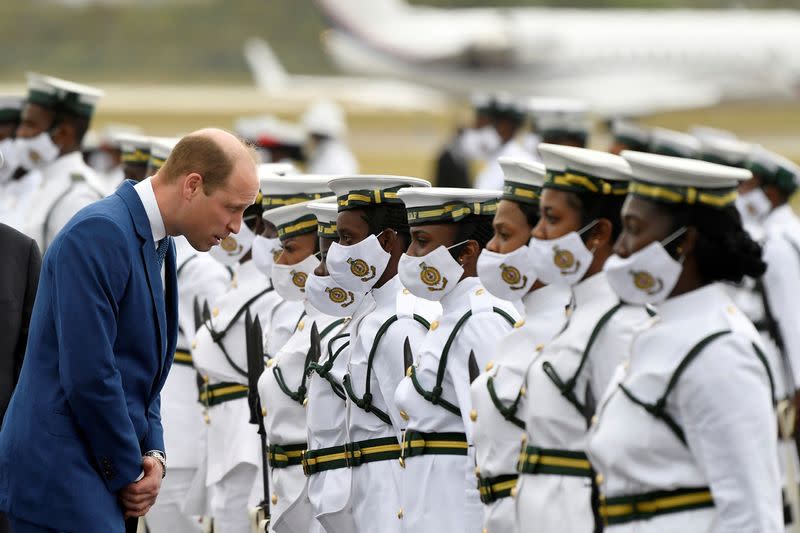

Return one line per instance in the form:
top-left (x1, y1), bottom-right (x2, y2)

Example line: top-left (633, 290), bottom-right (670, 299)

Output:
top-left (301, 450), bottom-right (310, 477)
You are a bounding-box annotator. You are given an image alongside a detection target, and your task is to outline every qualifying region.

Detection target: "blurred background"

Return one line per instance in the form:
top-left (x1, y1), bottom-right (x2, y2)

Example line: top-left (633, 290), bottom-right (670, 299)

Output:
top-left (2, 0), bottom-right (798, 180)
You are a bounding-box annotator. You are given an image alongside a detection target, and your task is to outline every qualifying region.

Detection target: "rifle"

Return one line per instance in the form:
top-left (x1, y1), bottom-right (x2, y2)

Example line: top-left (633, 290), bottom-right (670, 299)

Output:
top-left (245, 310), bottom-right (270, 532)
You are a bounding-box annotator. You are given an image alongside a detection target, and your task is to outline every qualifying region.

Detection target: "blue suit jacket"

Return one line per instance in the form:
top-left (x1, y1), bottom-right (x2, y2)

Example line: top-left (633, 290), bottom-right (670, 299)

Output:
top-left (0, 181), bottom-right (178, 532)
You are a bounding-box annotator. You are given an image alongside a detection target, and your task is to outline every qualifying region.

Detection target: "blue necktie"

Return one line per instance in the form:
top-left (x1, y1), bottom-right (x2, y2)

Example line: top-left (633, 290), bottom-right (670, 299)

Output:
top-left (156, 237), bottom-right (170, 268)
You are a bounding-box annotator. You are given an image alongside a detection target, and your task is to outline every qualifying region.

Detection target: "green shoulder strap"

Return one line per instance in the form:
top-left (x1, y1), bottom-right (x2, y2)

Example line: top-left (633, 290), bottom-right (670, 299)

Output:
top-left (542, 302), bottom-right (623, 425)
top-left (343, 314), bottom-right (430, 424)
top-left (411, 307), bottom-right (515, 417)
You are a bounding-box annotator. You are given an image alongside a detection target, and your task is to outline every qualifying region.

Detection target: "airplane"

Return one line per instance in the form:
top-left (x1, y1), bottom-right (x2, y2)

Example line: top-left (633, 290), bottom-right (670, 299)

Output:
top-left (243, 37), bottom-right (450, 113)
top-left (313, 0), bottom-right (800, 116)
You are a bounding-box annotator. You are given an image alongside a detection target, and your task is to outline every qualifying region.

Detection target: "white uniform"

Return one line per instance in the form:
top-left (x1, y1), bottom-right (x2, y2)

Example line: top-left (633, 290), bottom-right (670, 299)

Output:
top-left (191, 260), bottom-right (290, 533)
top-left (514, 272), bottom-right (648, 533)
top-left (0, 169), bottom-right (42, 230)
top-left (394, 277), bottom-right (520, 533)
top-left (343, 276), bottom-right (440, 533)
top-left (306, 138), bottom-right (358, 175)
top-left (586, 283), bottom-right (782, 532)
top-left (475, 140), bottom-right (539, 191)
top-left (304, 311), bottom-right (354, 533)
top-left (469, 284), bottom-right (570, 533)
top-left (147, 237), bottom-right (231, 533)
top-left (257, 301), bottom-right (348, 533)
top-left (21, 151), bottom-right (104, 251)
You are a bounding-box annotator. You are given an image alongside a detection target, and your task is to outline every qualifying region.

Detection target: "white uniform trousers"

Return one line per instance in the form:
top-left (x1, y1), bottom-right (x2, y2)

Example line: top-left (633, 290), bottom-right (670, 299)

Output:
top-left (209, 463), bottom-right (258, 533)
top-left (145, 468), bottom-right (201, 533)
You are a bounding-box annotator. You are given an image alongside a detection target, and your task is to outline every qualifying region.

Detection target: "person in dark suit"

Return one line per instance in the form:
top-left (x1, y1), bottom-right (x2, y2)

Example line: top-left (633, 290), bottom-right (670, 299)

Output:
top-left (0, 128), bottom-right (259, 533)
top-left (0, 222), bottom-right (40, 533)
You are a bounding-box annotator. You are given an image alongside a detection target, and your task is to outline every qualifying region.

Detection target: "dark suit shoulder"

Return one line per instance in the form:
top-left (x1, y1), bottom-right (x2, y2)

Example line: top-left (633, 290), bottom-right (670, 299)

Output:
top-left (0, 223), bottom-right (37, 253)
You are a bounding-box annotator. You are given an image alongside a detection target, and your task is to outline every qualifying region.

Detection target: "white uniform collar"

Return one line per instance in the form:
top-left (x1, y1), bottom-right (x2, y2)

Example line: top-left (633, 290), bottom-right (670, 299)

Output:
top-left (371, 275), bottom-right (402, 307)
top-left (654, 283), bottom-right (725, 323)
top-left (763, 204), bottom-right (796, 233)
top-left (40, 151), bottom-right (85, 179)
top-left (571, 271), bottom-right (616, 309)
top-left (440, 276), bottom-right (481, 314)
top-left (523, 283), bottom-right (571, 317)
top-left (133, 176), bottom-right (167, 244)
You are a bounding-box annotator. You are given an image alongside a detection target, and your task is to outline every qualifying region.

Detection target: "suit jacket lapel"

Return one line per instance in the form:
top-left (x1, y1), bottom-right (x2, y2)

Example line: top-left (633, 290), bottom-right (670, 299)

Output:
top-left (117, 181), bottom-right (167, 370)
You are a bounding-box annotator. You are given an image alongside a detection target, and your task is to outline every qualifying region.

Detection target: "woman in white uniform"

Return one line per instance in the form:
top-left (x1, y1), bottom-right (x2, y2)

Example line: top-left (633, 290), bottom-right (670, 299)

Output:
top-left (586, 151), bottom-right (781, 532)
top-left (393, 187), bottom-right (520, 533)
top-left (471, 157), bottom-right (571, 533)
top-left (257, 195), bottom-right (350, 533)
top-left (514, 144), bottom-right (644, 533)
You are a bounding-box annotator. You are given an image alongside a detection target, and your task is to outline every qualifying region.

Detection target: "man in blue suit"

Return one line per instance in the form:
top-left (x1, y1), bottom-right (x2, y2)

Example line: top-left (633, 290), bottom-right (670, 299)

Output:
top-left (0, 128), bottom-right (259, 532)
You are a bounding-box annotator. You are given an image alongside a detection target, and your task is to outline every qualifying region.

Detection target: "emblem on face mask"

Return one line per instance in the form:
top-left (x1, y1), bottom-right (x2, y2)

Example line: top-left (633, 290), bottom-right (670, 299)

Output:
top-left (419, 262), bottom-right (448, 292)
top-left (629, 270), bottom-right (663, 295)
top-left (552, 246), bottom-right (579, 275)
top-left (500, 263), bottom-right (527, 290)
top-left (30, 150), bottom-right (42, 163)
top-left (291, 270), bottom-right (308, 290)
top-left (220, 236), bottom-right (242, 255)
top-left (271, 247), bottom-right (283, 262)
top-left (347, 257), bottom-right (376, 282)
top-left (326, 286), bottom-right (355, 307)
top-left (745, 203), bottom-right (758, 216)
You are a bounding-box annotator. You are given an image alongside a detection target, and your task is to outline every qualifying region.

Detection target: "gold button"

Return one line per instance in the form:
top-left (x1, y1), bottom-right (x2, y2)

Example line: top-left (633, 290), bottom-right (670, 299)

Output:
top-left (212, 307), bottom-right (219, 317)
top-left (267, 359), bottom-right (275, 367)
top-left (203, 412), bottom-right (210, 425)
top-left (510, 487), bottom-right (517, 498)
top-left (261, 407), bottom-right (267, 417)
top-left (399, 410), bottom-right (409, 421)
top-left (727, 305), bottom-right (736, 315)
top-left (303, 397), bottom-right (309, 407)
top-left (535, 343), bottom-right (544, 352)
top-left (483, 529), bottom-right (489, 533)
top-left (202, 374), bottom-right (209, 383)
top-left (474, 466), bottom-right (481, 477)
top-left (271, 493), bottom-right (278, 505)
top-left (475, 288), bottom-right (485, 296)
top-left (298, 320), bottom-right (305, 331)
top-left (469, 409), bottom-right (477, 422)
top-left (514, 319), bottom-right (525, 329)
top-left (402, 288), bottom-right (410, 295)
top-left (595, 473), bottom-right (604, 485)
top-left (430, 320), bottom-right (439, 331)
top-left (520, 433), bottom-right (528, 443)
top-left (484, 360), bottom-right (494, 372)
top-left (406, 366), bottom-right (413, 378)
top-left (520, 386), bottom-right (527, 397)
top-left (191, 340), bottom-right (198, 349)
top-left (591, 415), bottom-right (598, 425)
top-left (397, 508), bottom-right (404, 519)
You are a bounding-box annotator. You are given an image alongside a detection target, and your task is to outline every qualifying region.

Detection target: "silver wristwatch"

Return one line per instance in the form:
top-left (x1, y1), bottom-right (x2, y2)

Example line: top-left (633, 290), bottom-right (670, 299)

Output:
top-left (144, 450), bottom-right (167, 478)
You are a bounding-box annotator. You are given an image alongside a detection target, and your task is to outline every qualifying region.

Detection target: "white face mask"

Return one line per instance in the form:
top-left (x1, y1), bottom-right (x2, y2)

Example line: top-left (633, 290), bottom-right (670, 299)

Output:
top-left (17, 132), bottom-right (60, 170)
top-left (0, 138), bottom-right (20, 183)
top-left (398, 240), bottom-right (467, 301)
top-left (251, 235), bottom-right (282, 278)
top-left (460, 125), bottom-right (501, 160)
top-left (305, 272), bottom-right (366, 316)
top-left (477, 246), bottom-right (537, 301)
top-left (88, 150), bottom-right (113, 174)
top-left (735, 188), bottom-right (772, 225)
top-left (604, 228), bottom-right (686, 305)
top-left (271, 253), bottom-right (321, 301)
top-left (209, 223), bottom-right (256, 266)
top-left (326, 234), bottom-right (391, 292)
top-left (528, 220), bottom-right (598, 287)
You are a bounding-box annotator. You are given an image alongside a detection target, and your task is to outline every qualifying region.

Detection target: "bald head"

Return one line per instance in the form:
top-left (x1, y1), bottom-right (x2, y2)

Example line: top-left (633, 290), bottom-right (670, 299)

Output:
top-left (159, 127), bottom-right (257, 193)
